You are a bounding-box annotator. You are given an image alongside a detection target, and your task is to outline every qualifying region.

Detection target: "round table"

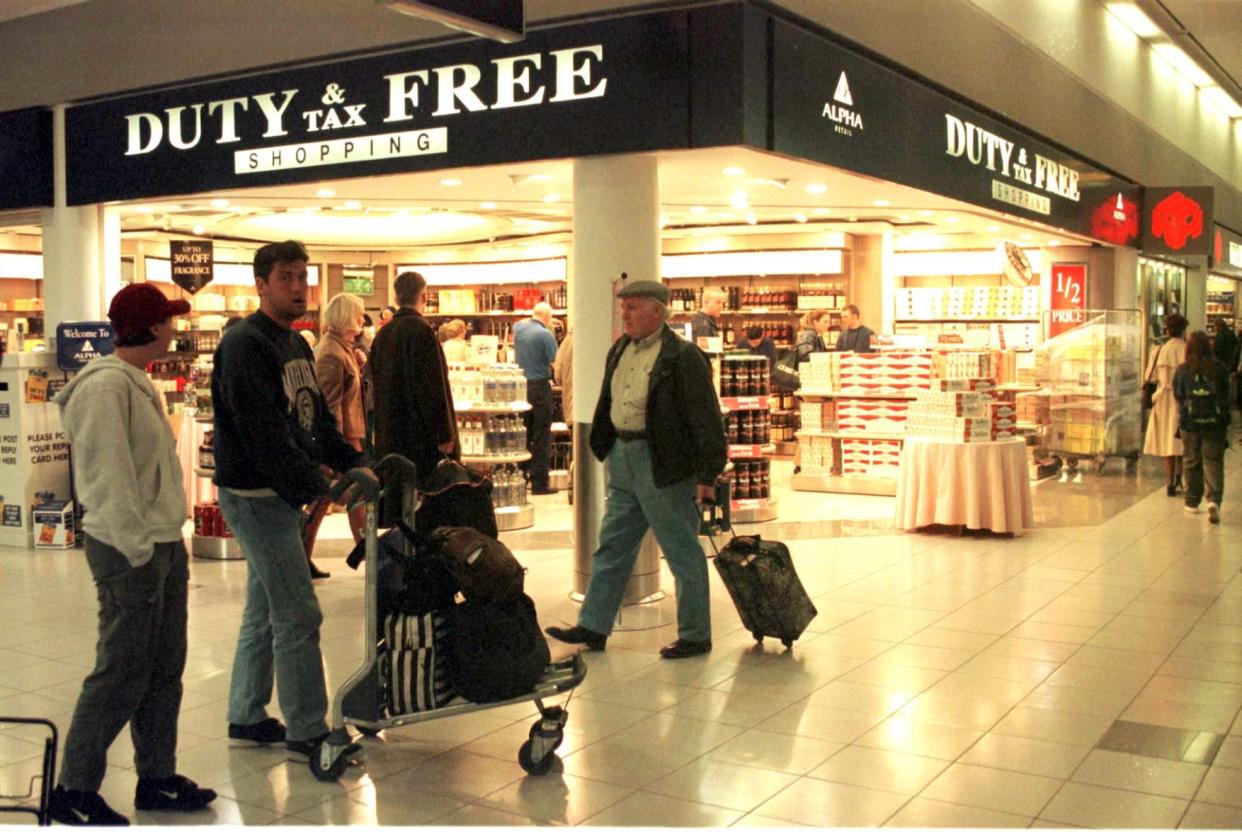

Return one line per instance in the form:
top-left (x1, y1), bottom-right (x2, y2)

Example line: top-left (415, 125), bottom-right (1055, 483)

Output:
top-left (894, 436), bottom-right (1033, 536)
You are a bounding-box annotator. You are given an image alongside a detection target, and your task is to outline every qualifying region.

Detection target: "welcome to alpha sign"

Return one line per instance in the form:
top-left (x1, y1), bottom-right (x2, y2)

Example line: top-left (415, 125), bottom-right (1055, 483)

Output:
top-left (65, 12), bottom-right (695, 204)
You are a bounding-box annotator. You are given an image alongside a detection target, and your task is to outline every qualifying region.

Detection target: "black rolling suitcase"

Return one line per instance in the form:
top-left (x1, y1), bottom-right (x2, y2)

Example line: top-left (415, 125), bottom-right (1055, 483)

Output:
top-left (712, 534), bottom-right (817, 648)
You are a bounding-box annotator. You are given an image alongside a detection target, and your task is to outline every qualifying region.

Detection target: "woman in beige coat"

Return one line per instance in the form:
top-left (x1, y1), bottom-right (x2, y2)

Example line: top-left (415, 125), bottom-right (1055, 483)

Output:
top-left (1143, 313), bottom-right (1189, 496)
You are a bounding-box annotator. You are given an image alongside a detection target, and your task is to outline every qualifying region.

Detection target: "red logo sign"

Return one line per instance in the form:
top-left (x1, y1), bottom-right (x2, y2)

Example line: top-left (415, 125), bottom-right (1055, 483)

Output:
top-left (1049, 263), bottom-right (1087, 338)
top-left (1151, 191), bottom-right (1204, 251)
top-left (1216, 229), bottom-right (1224, 265)
top-left (1090, 193), bottom-right (1138, 245)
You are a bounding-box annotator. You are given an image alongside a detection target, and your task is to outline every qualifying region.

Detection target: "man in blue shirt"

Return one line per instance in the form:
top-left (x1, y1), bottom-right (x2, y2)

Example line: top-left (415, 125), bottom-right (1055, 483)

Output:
top-left (514, 302), bottom-right (560, 495)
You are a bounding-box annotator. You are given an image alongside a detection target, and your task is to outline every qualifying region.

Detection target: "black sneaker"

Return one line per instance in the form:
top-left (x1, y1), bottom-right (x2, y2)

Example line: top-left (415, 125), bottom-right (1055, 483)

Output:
top-left (228, 717), bottom-right (287, 745)
top-left (287, 732), bottom-right (362, 760)
top-left (135, 775), bottom-right (217, 812)
top-left (48, 786), bottom-right (129, 826)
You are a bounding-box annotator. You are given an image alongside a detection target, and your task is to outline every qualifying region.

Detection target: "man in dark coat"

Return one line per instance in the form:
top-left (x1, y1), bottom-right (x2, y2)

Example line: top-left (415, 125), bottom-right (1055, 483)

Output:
top-left (368, 271), bottom-right (459, 518)
top-left (545, 280), bottom-right (726, 660)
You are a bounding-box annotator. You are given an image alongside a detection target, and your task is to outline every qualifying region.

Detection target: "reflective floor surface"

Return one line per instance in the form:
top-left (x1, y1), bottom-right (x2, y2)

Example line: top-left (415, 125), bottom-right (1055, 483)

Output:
top-left (1, 448), bottom-right (1241, 827)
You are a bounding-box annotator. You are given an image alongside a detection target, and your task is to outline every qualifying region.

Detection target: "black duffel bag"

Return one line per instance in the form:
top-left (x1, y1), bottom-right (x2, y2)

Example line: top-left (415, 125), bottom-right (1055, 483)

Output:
top-left (448, 593), bottom-right (550, 703)
top-left (417, 458), bottom-right (499, 539)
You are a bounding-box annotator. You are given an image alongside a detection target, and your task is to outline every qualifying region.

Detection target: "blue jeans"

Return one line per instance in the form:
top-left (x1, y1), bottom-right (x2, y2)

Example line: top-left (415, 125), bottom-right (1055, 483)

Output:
top-left (219, 491), bottom-right (328, 742)
top-left (578, 439), bottom-right (711, 642)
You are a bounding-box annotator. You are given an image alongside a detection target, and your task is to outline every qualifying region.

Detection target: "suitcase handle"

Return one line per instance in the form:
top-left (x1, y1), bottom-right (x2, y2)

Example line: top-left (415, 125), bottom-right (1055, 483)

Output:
top-left (699, 478), bottom-right (733, 556)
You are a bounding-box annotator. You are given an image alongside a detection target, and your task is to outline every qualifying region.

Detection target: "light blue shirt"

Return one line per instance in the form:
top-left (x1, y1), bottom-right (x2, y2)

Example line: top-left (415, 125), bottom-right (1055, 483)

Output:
top-left (513, 319), bottom-right (558, 381)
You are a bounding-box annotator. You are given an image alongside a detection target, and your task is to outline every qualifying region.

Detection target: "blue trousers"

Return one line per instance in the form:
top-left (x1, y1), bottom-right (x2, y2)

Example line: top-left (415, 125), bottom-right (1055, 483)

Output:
top-left (219, 492), bottom-right (328, 743)
top-left (578, 439), bottom-right (711, 642)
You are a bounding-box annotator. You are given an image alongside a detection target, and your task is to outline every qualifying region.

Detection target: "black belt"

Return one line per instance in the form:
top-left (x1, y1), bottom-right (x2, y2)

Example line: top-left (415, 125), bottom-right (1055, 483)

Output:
top-left (616, 430), bottom-right (649, 441)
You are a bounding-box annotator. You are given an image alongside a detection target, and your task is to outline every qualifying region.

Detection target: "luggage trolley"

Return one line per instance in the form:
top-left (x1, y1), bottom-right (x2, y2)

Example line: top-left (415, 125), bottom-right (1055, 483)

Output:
top-left (312, 455), bottom-right (586, 782)
top-left (0, 718), bottom-right (57, 826)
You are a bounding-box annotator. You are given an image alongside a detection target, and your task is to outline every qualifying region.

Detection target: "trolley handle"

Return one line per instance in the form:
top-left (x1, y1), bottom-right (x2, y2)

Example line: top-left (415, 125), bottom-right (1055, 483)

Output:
top-left (330, 467), bottom-right (382, 505)
top-left (374, 454), bottom-right (419, 492)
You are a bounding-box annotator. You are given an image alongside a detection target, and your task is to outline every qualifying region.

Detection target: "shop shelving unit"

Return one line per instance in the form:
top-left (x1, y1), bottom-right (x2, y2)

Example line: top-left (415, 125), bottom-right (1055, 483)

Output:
top-left (719, 355), bottom-right (778, 523)
top-left (453, 396), bottom-right (536, 532)
top-left (666, 274), bottom-right (852, 348)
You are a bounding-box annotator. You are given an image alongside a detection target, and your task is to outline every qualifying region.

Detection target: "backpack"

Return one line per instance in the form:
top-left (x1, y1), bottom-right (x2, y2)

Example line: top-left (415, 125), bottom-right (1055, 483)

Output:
top-left (447, 594), bottom-right (550, 703)
top-left (772, 348), bottom-right (801, 392)
top-left (417, 459), bottom-right (499, 538)
top-left (346, 521), bottom-right (458, 622)
top-left (429, 526), bottom-right (526, 604)
top-left (1185, 370), bottom-right (1226, 431)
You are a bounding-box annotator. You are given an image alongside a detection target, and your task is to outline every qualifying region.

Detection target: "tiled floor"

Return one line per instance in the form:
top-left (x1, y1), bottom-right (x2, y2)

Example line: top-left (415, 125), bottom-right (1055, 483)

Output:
top-left (3, 451), bottom-right (1242, 827)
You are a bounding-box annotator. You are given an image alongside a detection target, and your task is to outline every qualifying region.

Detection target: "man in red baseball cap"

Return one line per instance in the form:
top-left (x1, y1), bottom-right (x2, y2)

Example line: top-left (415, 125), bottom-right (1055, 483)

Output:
top-left (50, 282), bottom-right (215, 825)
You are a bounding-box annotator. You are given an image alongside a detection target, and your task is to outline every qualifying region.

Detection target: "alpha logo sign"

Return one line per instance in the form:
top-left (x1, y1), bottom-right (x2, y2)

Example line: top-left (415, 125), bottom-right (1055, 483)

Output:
top-left (56, 323), bottom-right (116, 371)
top-left (1142, 187), bottom-right (1214, 258)
top-left (1089, 192), bottom-right (1139, 246)
top-left (65, 9), bottom-right (695, 204)
top-left (822, 71), bottom-right (863, 136)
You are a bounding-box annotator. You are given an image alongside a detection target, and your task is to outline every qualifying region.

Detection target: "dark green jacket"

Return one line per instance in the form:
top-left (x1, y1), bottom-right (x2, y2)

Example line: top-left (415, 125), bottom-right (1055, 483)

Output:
top-left (590, 326), bottom-right (726, 487)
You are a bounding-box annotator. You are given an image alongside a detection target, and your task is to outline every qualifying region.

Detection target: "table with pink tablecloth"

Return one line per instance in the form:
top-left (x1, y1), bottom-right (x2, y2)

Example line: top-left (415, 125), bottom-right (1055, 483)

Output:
top-left (894, 437), bottom-right (1033, 536)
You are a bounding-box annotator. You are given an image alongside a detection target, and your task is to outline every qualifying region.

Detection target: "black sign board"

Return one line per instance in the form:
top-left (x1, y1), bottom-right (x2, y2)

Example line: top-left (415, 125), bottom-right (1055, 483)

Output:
top-left (769, 20), bottom-right (1141, 246)
top-left (56, 322), bottom-right (117, 371)
top-left (0, 108), bottom-right (53, 210)
top-left (1141, 187), bottom-right (1214, 258)
top-left (2, 505), bottom-right (20, 528)
top-left (170, 240), bottom-right (214, 294)
top-left (1212, 224), bottom-right (1242, 279)
top-left (65, 10), bottom-right (696, 204)
top-left (389, 0), bottom-right (524, 43)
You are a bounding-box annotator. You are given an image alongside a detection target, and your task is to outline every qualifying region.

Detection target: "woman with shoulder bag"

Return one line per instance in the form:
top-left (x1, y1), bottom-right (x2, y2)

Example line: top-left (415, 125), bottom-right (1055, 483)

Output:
top-left (1142, 313), bottom-right (1188, 497)
top-left (795, 310), bottom-right (830, 363)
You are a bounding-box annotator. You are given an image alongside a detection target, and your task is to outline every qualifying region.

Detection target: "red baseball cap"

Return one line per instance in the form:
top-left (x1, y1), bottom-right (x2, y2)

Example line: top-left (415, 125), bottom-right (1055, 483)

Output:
top-left (108, 284), bottom-right (191, 341)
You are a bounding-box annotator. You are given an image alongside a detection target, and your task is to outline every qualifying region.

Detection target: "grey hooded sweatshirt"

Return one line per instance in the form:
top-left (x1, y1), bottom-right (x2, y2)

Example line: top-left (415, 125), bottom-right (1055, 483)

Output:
top-left (54, 355), bottom-right (187, 567)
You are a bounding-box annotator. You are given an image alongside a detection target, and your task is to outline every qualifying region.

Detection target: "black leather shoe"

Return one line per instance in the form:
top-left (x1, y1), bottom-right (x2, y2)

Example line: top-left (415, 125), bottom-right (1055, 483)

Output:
top-left (228, 717), bottom-right (286, 745)
top-left (544, 625), bottom-right (607, 651)
top-left (309, 562), bottom-right (331, 580)
top-left (659, 639), bottom-right (712, 660)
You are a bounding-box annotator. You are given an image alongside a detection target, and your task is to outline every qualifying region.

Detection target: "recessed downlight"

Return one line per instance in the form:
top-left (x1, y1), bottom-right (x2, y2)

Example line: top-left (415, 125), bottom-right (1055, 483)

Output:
top-left (794, 213), bottom-right (808, 223)
top-left (745, 213), bottom-right (758, 225)
top-left (316, 188), bottom-right (336, 198)
top-left (440, 177), bottom-right (463, 187)
top-left (479, 201), bottom-right (498, 210)
top-left (730, 190), bottom-right (749, 210)
top-left (209, 198), bottom-right (230, 209)
top-left (872, 199), bottom-right (892, 207)
top-left (805, 183), bottom-right (827, 195)
top-left (722, 166), bottom-right (746, 177)
top-left (986, 225), bottom-right (1001, 233)
top-left (192, 224), bottom-right (205, 235)
top-left (542, 193), bottom-right (561, 203)
top-left (1048, 238), bottom-right (1062, 246)
top-left (943, 216), bottom-right (961, 223)
top-left (690, 205), bottom-right (708, 215)
top-left (343, 199), bottom-right (363, 210)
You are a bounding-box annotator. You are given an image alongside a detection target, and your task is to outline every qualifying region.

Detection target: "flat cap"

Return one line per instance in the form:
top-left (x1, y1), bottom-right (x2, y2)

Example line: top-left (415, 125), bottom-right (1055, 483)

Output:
top-left (616, 280), bottom-right (670, 304)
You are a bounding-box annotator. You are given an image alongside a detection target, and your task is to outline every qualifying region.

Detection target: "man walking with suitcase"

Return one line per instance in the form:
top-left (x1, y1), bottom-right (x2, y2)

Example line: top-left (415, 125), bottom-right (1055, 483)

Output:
top-left (212, 240), bottom-right (370, 760)
top-left (545, 280), bottom-right (726, 659)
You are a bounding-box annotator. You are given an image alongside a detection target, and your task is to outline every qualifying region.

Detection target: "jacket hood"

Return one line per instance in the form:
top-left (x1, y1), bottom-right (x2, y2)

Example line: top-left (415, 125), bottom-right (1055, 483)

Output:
top-left (54, 354), bottom-right (156, 408)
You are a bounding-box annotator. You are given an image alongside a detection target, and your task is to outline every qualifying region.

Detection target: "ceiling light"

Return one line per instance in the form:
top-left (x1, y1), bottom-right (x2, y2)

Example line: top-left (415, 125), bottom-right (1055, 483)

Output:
top-left (943, 216), bottom-right (961, 223)
top-left (1151, 43), bottom-right (1215, 87)
top-left (192, 224), bottom-right (205, 235)
top-left (1202, 86), bottom-right (1242, 118)
top-left (812, 207), bottom-right (830, 215)
top-left (343, 199), bottom-right (363, 210)
top-left (722, 166), bottom-right (746, 177)
top-left (986, 225), bottom-right (1001, 232)
top-left (872, 199), bottom-right (892, 207)
top-left (659, 214), bottom-right (668, 227)
top-left (745, 213), bottom-right (758, 225)
top-left (1020, 232), bottom-right (1034, 240)
top-left (440, 177), bottom-right (463, 187)
top-left (1104, 3), bottom-right (1162, 39)
top-left (805, 183), bottom-right (827, 195)
top-left (847, 216), bottom-right (857, 222)
top-left (209, 198), bottom-right (230, 209)
top-left (917, 210), bottom-right (934, 217)
top-left (1048, 239), bottom-right (1062, 246)
top-left (479, 201), bottom-right (498, 210)
top-left (542, 193), bottom-right (561, 203)
top-left (794, 213), bottom-right (808, 223)
top-left (730, 190), bottom-right (749, 210)
top-left (897, 214), bottom-right (910, 221)
top-left (690, 205), bottom-right (708, 215)
top-left (316, 188), bottom-right (336, 198)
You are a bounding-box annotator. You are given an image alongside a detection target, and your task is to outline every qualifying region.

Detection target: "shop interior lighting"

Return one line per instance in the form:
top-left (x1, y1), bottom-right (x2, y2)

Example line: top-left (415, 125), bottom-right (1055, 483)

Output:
top-left (0, 252), bottom-right (42, 279)
top-left (542, 193), bottom-right (561, 203)
top-left (812, 207), bottom-right (830, 215)
top-left (479, 201), bottom-right (498, 210)
top-left (1104, 2), bottom-right (1162, 38)
top-left (316, 188), bottom-right (336, 198)
top-left (690, 205), bottom-right (708, 214)
top-left (663, 249), bottom-right (844, 278)
top-left (805, 183), bottom-right (827, 194)
top-left (209, 198), bottom-right (230, 209)
top-left (943, 216), bottom-right (961, 223)
top-left (342, 199), bottom-right (363, 210)
top-left (794, 213), bottom-right (808, 223)
top-left (404, 257), bottom-right (567, 286)
top-left (192, 224), bottom-right (205, 235)
top-left (729, 190), bottom-right (749, 210)
top-left (133, 205), bottom-right (155, 214)
top-left (1202, 86), bottom-right (1242, 118)
top-left (439, 177), bottom-right (463, 187)
top-left (917, 209), bottom-right (934, 216)
top-left (746, 213), bottom-right (758, 225)
top-left (986, 225), bottom-right (1001, 232)
top-left (872, 199), bottom-right (892, 207)
top-left (1048, 238), bottom-right (1062, 246)
top-left (722, 166), bottom-right (746, 177)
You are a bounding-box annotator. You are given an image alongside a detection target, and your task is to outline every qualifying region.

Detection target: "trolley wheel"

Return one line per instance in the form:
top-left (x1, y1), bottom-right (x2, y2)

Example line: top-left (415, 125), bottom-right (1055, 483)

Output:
top-left (518, 738), bottom-right (558, 776)
top-left (357, 727), bottom-right (382, 738)
top-left (752, 631), bottom-right (764, 644)
top-left (309, 748), bottom-right (350, 782)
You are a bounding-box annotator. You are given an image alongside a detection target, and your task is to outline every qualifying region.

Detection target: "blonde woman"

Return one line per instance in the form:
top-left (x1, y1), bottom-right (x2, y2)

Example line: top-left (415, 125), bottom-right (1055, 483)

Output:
top-left (308, 292), bottom-right (367, 564)
top-left (795, 310), bottom-right (830, 362)
top-left (438, 318), bottom-right (470, 364)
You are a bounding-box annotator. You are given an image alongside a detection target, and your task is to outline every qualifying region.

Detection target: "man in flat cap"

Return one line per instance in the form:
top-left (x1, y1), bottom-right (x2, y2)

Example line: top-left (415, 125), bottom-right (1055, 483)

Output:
top-left (546, 280), bottom-right (726, 659)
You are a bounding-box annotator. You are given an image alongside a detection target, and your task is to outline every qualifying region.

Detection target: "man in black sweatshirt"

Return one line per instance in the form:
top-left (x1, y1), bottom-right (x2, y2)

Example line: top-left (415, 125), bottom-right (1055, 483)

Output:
top-left (212, 240), bottom-right (370, 759)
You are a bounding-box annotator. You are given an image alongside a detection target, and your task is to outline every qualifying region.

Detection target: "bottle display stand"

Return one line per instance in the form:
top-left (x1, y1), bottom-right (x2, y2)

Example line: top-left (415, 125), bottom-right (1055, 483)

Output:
top-left (454, 395), bottom-right (536, 532)
top-left (190, 415), bottom-right (244, 560)
top-left (719, 354), bottom-right (778, 524)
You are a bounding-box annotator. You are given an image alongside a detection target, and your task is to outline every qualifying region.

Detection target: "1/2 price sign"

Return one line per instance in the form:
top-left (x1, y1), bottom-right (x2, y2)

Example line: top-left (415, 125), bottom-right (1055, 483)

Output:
top-left (1049, 263), bottom-right (1087, 338)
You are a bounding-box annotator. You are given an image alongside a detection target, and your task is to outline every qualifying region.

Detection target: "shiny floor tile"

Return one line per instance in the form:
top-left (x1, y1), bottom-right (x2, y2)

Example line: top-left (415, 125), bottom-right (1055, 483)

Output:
top-left (578, 790), bottom-right (744, 827)
top-left (1098, 720), bottom-right (1227, 767)
top-left (1039, 781), bottom-right (1189, 828)
top-left (806, 744), bottom-right (948, 795)
top-left (474, 770), bottom-right (635, 824)
top-left (855, 716), bottom-right (985, 761)
top-left (884, 797), bottom-right (1032, 828)
top-left (1180, 800), bottom-right (1242, 828)
top-left (705, 727), bottom-right (842, 775)
top-left (918, 762), bottom-right (1061, 817)
top-left (1072, 748), bottom-right (1207, 798)
top-left (1194, 765), bottom-right (1242, 809)
top-left (644, 758), bottom-right (797, 812)
top-left (959, 732), bottom-right (1092, 779)
top-left (753, 777), bottom-right (909, 827)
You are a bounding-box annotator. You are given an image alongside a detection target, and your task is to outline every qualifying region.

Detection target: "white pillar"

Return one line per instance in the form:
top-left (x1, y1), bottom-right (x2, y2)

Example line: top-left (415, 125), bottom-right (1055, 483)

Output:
top-left (570, 154), bottom-right (661, 597)
top-left (41, 104), bottom-right (109, 343)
